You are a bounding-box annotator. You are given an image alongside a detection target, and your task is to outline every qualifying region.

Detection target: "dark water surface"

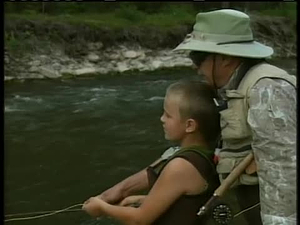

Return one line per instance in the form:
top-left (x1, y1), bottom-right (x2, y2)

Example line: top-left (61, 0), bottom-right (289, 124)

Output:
top-left (4, 60), bottom-right (296, 225)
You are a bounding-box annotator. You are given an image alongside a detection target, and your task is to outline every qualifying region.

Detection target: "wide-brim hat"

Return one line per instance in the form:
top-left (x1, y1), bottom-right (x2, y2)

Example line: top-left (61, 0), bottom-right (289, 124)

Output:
top-left (174, 9), bottom-right (273, 58)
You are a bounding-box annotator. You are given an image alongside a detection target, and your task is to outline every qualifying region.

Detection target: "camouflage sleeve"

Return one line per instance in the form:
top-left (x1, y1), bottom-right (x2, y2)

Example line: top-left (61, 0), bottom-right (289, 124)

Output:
top-left (247, 78), bottom-right (297, 225)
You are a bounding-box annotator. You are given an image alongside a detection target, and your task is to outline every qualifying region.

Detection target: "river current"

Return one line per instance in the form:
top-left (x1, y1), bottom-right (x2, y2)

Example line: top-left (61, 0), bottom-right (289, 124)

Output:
top-left (4, 59), bottom-right (296, 225)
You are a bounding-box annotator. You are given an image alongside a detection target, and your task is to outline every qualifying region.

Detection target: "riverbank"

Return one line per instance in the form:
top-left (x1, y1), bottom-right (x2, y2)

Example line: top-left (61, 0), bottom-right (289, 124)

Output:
top-left (4, 12), bottom-right (297, 81)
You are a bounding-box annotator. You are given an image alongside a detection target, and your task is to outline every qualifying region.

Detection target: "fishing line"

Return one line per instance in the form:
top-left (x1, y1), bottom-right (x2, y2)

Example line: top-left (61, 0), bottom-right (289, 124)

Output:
top-left (4, 203), bottom-right (83, 222)
top-left (4, 202), bottom-right (260, 222)
top-left (233, 202), bottom-right (260, 218)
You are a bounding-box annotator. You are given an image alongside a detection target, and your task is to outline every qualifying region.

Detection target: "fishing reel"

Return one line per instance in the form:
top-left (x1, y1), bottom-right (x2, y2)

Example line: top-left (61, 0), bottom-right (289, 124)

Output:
top-left (197, 195), bottom-right (233, 225)
top-left (212, 203), bottom-right (232, 224)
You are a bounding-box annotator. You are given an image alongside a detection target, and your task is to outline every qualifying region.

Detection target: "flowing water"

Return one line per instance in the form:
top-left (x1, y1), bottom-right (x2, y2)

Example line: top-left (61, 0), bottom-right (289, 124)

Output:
top-left (4, 59), bottom-right (296, 225)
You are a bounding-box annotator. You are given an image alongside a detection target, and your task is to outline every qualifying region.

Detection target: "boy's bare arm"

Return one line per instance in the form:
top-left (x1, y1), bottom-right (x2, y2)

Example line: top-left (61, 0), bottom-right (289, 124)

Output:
top-left (83, 157), bottom-right (207, 225)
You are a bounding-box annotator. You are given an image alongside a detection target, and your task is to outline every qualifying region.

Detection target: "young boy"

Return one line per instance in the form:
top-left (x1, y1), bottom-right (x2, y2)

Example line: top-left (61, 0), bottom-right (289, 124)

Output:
top-left (82, 80), bottom-right (220, 225)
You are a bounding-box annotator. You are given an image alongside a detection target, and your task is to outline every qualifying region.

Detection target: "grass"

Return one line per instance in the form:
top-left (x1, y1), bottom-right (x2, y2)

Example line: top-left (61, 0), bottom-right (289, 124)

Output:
top-left (4, 4), bottom-right (296, 58)
top-left (5, 13), bottom-right (132, 28)
top-left (256, 2), bottom-right (296, 22)
top-left (5, 5), bottom-right (196, 29)
top-left (4, 5), bottom-right (196, 55)
top-left (5, 28), bottom-right (54, 56)
top-left (5, 1), bottom-right (296, 28)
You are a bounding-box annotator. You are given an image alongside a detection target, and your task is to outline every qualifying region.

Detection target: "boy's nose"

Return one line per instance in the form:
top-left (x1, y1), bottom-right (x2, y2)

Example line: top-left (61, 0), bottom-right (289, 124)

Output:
top-left (160, 114), bottom-right (164, 123)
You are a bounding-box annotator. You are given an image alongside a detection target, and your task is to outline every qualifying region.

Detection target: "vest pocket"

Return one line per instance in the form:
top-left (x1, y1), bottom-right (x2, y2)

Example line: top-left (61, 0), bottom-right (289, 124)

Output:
top-left (220, 108), bottom-right (244, 139)
top-left (219, 95), bottom-right (250, 139)
top-left (216, 156), bottom-right (258, 186)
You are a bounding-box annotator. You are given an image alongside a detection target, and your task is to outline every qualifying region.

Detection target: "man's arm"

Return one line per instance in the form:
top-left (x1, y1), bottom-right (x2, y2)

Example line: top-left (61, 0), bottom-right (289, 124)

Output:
top-left (98, 166), bottom-right (150, 204)
top-left (98, 157), bottom-right (166, 204)
top-left (247, 78), bottom-right (296, 224)
top-left (98, 147), bottom-right (180, 204)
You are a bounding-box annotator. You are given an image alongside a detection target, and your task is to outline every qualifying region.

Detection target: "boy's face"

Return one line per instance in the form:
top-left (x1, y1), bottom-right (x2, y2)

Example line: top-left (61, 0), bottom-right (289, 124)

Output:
top-left (160, 93), bottom-right (187, 142)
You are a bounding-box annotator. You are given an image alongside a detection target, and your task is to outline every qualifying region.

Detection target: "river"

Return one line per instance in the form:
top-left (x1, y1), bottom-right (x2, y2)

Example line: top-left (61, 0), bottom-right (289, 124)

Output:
top-left (4, 59), bottom-right (296, 225)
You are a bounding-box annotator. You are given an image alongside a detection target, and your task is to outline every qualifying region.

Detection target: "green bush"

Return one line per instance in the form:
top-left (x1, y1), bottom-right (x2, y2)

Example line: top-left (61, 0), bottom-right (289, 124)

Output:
top-left (160, 3), bottom-right (196, 16)
top-left (259, 2), bottom-right (296, 21)
top-left (114, 3), bottom-right (146, 22)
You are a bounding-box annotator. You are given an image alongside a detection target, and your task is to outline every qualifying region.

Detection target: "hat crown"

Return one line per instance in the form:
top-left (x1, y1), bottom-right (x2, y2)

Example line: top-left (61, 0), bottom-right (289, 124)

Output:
top-left (193, 9), bottom-right (253, 43)
top-left (174, 9), bottom-right (273, 58)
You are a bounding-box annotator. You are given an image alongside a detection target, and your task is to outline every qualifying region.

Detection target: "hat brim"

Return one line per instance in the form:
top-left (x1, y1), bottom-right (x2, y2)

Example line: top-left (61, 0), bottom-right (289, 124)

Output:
top-left (173, 39), bottom-right (273, 58)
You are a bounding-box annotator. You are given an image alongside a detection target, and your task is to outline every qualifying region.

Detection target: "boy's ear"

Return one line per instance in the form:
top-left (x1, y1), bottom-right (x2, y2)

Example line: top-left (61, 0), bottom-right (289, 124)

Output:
top-left (186, 119), bottom-right (197, 133)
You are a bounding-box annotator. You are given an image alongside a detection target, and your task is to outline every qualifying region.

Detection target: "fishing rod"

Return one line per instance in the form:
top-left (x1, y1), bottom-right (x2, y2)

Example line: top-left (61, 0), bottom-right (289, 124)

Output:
top-left (197, 152), bottom-right (259, 224)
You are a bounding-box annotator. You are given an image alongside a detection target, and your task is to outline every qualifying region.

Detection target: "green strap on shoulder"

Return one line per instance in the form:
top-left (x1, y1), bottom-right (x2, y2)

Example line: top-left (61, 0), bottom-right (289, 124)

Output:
top-left (152, 145), bottom-right (215, 175)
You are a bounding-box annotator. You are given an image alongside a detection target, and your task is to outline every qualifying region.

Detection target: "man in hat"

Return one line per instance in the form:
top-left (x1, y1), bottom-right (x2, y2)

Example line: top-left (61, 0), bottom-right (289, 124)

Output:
top-left (173, 9), bottom-right (296, 225)
top-left (91, 9), bottom-right (297, 225)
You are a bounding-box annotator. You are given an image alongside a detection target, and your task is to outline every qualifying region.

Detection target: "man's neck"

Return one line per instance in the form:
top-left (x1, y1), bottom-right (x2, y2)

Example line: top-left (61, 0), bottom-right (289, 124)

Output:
top-left (218, 62), bottom-right (244, 99)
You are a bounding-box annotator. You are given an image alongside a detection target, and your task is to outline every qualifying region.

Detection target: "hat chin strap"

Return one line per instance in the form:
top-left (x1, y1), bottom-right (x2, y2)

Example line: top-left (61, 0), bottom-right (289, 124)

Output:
top-left (212, 54), bottom-right (219, 95)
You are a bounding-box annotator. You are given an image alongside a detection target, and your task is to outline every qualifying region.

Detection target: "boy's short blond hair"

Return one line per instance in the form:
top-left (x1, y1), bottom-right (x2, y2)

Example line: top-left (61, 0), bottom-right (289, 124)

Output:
top-left (166, 80), bottom-right (220, 149)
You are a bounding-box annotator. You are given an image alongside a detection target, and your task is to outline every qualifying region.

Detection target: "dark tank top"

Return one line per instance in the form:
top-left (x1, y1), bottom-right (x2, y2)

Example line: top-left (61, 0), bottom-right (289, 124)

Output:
top-left (147, 146), bottom-right (220, 225)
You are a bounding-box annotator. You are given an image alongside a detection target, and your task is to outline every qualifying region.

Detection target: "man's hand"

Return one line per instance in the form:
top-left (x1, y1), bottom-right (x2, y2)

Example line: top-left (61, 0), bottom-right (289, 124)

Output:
top-left (98, 186), bottom-right (124, 205)
top-left (245, 159), bottom-right (257, 175)
top-left (82, 197), bottom-right (105, 218)
top-left (118, 195), bottom-right (146, 207)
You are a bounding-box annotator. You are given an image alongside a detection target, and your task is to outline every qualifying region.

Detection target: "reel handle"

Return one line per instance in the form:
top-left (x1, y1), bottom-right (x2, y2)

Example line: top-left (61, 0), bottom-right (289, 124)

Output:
top-left (197, 194), bottom-right (220, 216)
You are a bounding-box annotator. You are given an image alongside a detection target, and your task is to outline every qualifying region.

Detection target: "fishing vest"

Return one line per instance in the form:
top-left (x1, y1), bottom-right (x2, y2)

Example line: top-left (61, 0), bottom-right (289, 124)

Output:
top-left (216, 62), bottom-right (296, 186)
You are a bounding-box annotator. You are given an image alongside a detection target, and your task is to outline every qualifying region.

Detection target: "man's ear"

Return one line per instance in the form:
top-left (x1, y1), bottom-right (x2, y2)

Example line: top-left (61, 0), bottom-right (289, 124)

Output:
top-left (186, 119), bottom-right (197, 133)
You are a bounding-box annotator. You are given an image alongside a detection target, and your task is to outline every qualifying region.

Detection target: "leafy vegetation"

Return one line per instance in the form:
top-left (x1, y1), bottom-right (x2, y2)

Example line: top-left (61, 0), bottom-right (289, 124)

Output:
top-left (258, 2), bottom-right (296, 21)
top-left (4, 2), bottom-right (296, 57)
top-left (4, 3), bottom-right (198, 29)
top-left (4, 2), bottom-right (296, 27)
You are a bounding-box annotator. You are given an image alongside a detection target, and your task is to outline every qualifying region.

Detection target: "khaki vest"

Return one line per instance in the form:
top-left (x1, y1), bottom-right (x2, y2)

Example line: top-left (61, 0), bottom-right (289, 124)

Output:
top-left (216, 63), bottom-right (296, 186)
